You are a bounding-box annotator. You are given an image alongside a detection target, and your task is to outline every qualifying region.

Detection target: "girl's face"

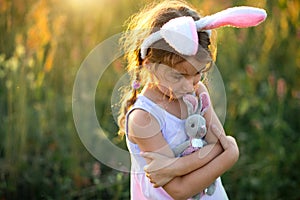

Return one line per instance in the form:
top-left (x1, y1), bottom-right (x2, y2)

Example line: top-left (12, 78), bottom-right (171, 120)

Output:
top-left (152, 56), bottom-right (210, 99)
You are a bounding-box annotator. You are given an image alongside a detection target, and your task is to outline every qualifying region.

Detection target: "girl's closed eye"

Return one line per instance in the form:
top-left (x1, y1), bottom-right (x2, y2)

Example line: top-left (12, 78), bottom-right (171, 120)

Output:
top-left (171, 70), bottom-right (201, 82)
top-left (165, 70), bottom-right (184, 82)
top-left (173, 73), bottom-right (184, 80)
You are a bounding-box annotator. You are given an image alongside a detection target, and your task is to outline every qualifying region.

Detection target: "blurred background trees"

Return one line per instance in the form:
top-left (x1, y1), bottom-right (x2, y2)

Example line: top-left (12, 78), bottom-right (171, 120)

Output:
top-left (0, 0), bottom-right (299, 199)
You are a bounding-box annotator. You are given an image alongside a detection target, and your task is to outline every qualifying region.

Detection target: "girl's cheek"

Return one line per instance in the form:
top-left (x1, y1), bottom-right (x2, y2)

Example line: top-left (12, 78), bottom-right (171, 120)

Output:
top-left (193, 76), bottom-right (201, 85)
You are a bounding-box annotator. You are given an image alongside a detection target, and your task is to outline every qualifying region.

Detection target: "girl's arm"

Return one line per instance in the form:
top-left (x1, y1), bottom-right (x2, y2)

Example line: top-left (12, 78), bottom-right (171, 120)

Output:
top-left (128, 108), bottom-right (238, 199)
top-left (141, 142), bottom-right (223, 187)
top-left (127, 109), bottom-right (223, 186)
top-left (128, 109), bottom-right (238, 199)
top-left (145, 125), bottom-right (239, 200)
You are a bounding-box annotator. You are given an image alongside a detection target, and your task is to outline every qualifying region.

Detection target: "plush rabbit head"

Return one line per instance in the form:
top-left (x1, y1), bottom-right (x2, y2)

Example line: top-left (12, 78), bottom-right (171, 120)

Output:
top-left (183, 92), bottom-right (210, 140)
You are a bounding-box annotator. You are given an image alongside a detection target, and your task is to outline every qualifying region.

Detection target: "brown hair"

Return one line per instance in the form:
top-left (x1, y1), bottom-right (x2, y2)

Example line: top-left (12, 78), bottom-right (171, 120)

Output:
top-left (118, 0), bottom-right (216, 136)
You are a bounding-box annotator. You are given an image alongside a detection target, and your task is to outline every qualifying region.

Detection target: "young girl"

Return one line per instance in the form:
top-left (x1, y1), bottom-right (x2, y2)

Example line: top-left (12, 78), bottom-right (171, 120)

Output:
top-left (117, 1), bottom-right (266, 199)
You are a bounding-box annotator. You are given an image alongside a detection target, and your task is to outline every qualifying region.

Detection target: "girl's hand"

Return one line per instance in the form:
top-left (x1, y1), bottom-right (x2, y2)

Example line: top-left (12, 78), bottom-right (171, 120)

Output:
top-left (141, 152), bottom-right (178, 188)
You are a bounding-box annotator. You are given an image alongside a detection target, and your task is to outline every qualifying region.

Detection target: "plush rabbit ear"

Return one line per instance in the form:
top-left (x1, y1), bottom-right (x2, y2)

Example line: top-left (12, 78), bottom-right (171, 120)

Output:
top-left (183, 94), bottom-right (198, 115)
top-left (198, 92), bottom-right (210, 115)
top-left (196, 6), bottom-right (267, 30)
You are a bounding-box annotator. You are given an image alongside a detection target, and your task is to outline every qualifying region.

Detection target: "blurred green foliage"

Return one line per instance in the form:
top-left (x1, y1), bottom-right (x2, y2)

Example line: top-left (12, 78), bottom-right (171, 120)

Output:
top-left (0, 0), bottom-right (299, 199)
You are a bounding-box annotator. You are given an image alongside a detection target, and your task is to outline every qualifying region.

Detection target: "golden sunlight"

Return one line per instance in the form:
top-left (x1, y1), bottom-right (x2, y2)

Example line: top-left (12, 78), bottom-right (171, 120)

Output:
top-left (67, 0), bottom-right (103, 10)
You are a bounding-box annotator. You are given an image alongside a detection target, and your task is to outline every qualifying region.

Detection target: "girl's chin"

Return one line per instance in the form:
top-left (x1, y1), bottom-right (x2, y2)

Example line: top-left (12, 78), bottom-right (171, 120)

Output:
top-left (172, 93), bottom-right (186, 99)
top-left (161, 91), bottom-right (183, 100)
top-left (155, 86), bottom-right (185, 99)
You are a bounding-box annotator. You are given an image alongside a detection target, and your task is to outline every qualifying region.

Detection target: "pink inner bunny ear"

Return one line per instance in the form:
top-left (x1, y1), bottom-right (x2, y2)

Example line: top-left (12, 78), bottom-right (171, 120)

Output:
top-left (200, 92), bottom-right (210, 113)
top-left (196, 6), bottom-right (267, 30)
top-left (183, 94), bottom-right (198, 113)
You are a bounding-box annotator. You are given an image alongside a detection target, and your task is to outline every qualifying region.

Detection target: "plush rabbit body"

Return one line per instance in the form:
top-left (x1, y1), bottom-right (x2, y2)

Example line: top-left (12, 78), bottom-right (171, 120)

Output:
top-left (173, 92), bottom-right (210, 157)
top-left (172, 92), bottom-right (216, 196)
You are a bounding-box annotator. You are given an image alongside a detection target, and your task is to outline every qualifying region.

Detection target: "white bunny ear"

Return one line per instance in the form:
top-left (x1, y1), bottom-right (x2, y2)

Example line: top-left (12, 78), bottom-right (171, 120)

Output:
top-left (161, 16), bottom-right (199, 56)
top-left (196, 6), bottom-right (267, 30)
top-left (140, 31), bottom-right (163, 59)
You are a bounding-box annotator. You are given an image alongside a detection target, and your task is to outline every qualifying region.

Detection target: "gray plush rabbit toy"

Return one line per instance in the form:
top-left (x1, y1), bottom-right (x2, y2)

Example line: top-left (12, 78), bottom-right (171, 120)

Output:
top-left (172, 92), bottom-right (216, 196)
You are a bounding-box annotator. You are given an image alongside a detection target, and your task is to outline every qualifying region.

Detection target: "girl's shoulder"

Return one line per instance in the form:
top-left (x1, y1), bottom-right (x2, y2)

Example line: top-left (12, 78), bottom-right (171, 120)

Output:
top-left (127, 107), bottom-right (161, 144)
top-left (130, 94), bottom-right (169, 123)
top-left (126, 95), bottom-right (164, 141)
top-left (127, 95), bottom-right (159, 122)
top-left (195, 81), bottom-right (210, 96)
top-left (128, 108), bottom-right (155, 128)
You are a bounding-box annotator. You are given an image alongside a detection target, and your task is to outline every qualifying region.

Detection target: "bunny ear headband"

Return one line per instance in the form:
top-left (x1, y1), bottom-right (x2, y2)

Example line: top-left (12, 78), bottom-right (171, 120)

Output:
top-left (140, 6), bottom-right (267, 59)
